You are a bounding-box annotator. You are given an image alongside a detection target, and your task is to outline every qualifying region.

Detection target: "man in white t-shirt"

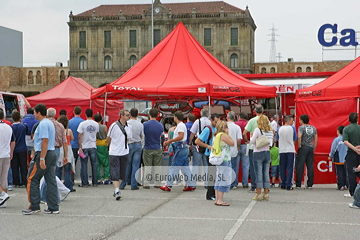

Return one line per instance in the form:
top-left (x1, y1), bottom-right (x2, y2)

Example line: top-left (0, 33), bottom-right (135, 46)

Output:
top-left (120, 108), bottom-right (143, 190)
top-left (0, 109), bottom-right (15, 207)
top-left (271, 115), bottom-right (279, 133)
top-left (160, 111), bottom-right (195, 192)
top-left (77, 109), bottom-right (99, 187)
top-left (107, 109), bottom-right (132, 200)
top-left (276, 115), bottom-right (297, 190)
top-left (226, 111), bottom-right (242, 189)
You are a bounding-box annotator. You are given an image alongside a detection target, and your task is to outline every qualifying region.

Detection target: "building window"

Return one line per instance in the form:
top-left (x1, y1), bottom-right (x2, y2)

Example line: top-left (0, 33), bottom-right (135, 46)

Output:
top-left (104, 56), bottom-right (112, 70)
top-left (296, 67), bottom-right (302, 73)
top-left (204, 28), bottom-right (211, 46)
top-left (130, 55), bottom-right (137, 67)
top-left (36, 70), bottom-right (42, 84)
top-left (154, 29), bottom-right (161, 46)
top-left (79, 56), bottom-right (87, 70)
top-left (270, 67), bottom-right (276, 73)
top-left (79, 31), bottom-right (86, 48)
top-left (231, 28), bottom-right (238, 46)
top-left (104, 31), bottom-right (111, 48)
top-left (230, 53), bottom-right (238, 68)
top-left (59, 70), bottom-right (66, 82)
top-left (306, 66), bottom-right (312, 72)
top-left (28, 71), bottom-right (34, 84)
top-left (261, 67), bottom-right (266, 74)
top-left (130, 30), bottom-right (137, 48)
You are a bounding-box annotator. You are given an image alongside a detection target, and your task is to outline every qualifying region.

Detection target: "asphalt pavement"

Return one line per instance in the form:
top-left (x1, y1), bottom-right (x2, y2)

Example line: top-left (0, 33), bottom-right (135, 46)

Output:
top-left (1, 183), bottom-right (359, 240)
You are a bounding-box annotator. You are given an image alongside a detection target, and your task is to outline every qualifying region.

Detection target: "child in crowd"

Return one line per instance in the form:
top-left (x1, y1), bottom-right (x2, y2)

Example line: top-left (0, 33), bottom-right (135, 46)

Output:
top-left (270, 143), bottom-right (280, 187)
top-left (328, 125), bottom-right (348, 190)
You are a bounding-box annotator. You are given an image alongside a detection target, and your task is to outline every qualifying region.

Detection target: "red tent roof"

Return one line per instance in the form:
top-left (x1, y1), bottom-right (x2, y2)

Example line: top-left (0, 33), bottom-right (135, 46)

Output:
top-left (91, 22), bottom-right (276, 100)
top-left (28, 76), bottom-right (93, 104)
top-left (295, 57), bottom-right (360, 102)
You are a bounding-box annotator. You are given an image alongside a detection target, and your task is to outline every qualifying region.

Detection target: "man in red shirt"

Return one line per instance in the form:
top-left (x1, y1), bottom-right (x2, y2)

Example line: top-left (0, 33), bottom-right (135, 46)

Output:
top-left (235, 113), bottom-right (250, 188)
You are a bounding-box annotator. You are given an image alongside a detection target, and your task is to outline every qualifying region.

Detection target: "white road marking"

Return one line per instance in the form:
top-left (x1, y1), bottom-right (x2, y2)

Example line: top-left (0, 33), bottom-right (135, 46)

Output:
top-left (224, 200), bottom-right (256, 240)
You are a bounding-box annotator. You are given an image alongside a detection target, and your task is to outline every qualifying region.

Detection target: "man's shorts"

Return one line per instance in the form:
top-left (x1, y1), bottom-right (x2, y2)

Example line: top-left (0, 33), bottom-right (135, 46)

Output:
top-left (109, 155), bottom-right (128, 181)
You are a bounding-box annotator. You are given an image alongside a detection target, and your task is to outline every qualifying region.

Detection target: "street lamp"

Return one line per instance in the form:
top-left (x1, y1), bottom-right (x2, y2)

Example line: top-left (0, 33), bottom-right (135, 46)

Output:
top-left (151, 0), bottom-right (154, 49)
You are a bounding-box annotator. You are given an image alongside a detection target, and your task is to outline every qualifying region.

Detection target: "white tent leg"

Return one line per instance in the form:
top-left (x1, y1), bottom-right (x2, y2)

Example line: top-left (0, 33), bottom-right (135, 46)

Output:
top-left (275, 95), bottom-right (278, 116)
top-left (208, 96), bottom-right (211, 115)
top-left (104, 93), bottom-right (108, 124)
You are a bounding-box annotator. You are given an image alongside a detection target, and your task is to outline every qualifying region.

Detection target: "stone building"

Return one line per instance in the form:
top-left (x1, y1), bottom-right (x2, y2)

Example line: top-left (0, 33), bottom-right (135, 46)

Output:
top-left (254, 60), bottom-right (352, 74)
top-left (0, 66), bottom-right (69, 97)
top-left (68, 0), bottom-right (256, 87)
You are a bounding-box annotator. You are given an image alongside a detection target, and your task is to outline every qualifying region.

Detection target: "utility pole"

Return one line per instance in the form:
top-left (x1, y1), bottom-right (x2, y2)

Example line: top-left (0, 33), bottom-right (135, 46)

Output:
top-left (151, 0), bottom-right (154, 49)
top-left (268, 23), bottom-right (279, 62)
top-left (276, 52), bottom-right (282, 62)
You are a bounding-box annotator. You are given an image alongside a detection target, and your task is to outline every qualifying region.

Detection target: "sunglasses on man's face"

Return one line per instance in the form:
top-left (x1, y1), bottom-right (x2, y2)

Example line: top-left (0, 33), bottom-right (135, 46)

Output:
top-left (124, 114), bottom-right (130, 117)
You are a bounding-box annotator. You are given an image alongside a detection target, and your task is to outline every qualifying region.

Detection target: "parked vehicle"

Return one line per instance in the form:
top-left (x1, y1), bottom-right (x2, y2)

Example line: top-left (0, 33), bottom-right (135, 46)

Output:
top-left (0, 92), bottom-right (31, 121)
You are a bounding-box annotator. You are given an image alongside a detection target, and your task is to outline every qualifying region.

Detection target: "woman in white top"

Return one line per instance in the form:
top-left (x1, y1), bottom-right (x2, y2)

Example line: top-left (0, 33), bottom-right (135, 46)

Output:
top-left (250, 115), bottom-right (274, 201)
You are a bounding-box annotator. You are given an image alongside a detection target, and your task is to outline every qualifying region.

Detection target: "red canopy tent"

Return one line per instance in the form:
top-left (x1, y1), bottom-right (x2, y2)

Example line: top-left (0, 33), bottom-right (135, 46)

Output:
top-left (91, 22), bottom-right (276, 101)
top-left (27, 76), bottom-right (123, 125)
top-left (294, 57), bottom-right (360, 184)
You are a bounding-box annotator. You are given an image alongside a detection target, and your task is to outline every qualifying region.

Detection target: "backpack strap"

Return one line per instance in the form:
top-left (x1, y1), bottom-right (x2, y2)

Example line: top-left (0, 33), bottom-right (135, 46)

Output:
top-left (115, 121), bottom-right (128, 149)
top-left (204, 125), bottom-right (213, 144)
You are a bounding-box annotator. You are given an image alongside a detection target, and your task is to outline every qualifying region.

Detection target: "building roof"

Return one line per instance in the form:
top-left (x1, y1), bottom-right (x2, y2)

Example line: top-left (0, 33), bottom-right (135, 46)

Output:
top-left (75, 1), bottom-right (244, 17)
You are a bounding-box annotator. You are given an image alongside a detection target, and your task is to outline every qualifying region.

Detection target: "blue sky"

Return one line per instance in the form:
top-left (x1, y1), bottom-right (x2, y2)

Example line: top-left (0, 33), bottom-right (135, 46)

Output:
top-left (1, 0), bottom-right (359, 66)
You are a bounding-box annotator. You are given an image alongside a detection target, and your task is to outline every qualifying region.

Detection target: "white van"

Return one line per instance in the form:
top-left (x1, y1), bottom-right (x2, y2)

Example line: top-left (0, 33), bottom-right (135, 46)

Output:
top-left (0, 92), bottom-right (31, 120)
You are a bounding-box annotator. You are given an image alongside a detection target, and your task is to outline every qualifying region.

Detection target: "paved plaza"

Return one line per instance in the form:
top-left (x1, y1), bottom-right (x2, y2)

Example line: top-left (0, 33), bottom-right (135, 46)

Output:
top-left (1, 183), bottom-right (359, 240)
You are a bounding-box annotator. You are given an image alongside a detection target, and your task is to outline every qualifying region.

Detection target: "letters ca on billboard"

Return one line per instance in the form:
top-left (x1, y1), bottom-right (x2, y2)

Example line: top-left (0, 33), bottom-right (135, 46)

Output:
top-left (318, 24), bottom-right (359, 47)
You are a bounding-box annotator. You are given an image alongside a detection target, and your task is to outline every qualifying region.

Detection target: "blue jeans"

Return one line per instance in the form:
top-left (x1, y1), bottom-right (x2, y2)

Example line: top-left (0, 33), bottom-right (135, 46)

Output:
top-left (253, 151), bottom-right (271, 189)
top-left (55, 149), bottom-right (74, 190)
top-left (239, 144), bottom-right (250, 187)
top-left (80, 148), bottom-right (98, 186)
top-left (353, 184), bottom-right (360, 207)
top-left (192, 146), bottom-right (208, 185)
top-left (215, 160), bottom-right (232, 193)
top-left (167, 147), bottom-right (194, 188)
top-left (7, 167), bottom-right (13, 186)
top-left (280, 152), bottom-right (295, 187)
top-left (120, 142), bottom-right (142, 189)
top-left (230, 155), bottom-right (240, 188)
top-left (248, 149), bottom-right (256, 189)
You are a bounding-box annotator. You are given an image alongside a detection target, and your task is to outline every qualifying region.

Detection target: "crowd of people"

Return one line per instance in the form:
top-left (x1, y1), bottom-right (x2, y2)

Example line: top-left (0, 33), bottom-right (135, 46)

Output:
top-left (1, 103), bottom-right (360, 213)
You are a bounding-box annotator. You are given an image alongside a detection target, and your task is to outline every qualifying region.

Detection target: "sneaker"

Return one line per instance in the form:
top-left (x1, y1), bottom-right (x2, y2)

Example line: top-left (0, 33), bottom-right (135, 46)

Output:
top-left (119, 187), bottom-right (125, 190)
top-left (206, 197), bottom-right (216, 201)
top-left (60, 191), bottom-right (70, 201)
top-left (70, 189), bottom-right (76, 192)
top-left (22, 209), bottom-right (41, 215)
top-left (40, 201), bottom-right (47, 204)
top-left (287, 187), bottom-right (294, 191)
top-left (8, 185), bottom-right (13, 191)
top-left (296, 187), bottom-right (302, 190)
top-left (339, 187), bottom-right (345, 191)
top-left (306, 186), bottom-right (313, 190)
top-left (232, 186), bottom-right (238, 190)
top-left (92, 184), bottom-right (98, 187)
top-left (0, 192), bottom-right (9, 206)
top-left (131, 187), bottom-right (139, 190)
top-left (270, 184), bottom-right (275, 188)
top-left (113, 192), bottom-right (121, 201)
top-left (183, 187), bottom-right (195, 192)
top-left (349, 202), bottom-right (360, 209)
top-left (248, 188), bottom-right (255, 192)
top-left (103, 180), bottom-right (111, 185)
top-left (160, 185), bottom-right (171, 192)
top-left (97, 181), bottom-right (104, 185)
top-left (44, 209), bottom-right (60, 214)
top-left (344, 193), bottom-right (352, 198)
top-left (0, 202), bottom-right (6, 208)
